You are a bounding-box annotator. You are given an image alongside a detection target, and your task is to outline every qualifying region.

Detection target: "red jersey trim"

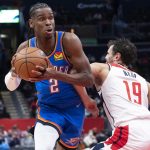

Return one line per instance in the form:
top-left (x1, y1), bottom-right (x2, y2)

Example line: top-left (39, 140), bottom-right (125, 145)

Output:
top-left (110, 63), bottom-right (129, 71)
top-left (105, 125), bottom-right (129, 149)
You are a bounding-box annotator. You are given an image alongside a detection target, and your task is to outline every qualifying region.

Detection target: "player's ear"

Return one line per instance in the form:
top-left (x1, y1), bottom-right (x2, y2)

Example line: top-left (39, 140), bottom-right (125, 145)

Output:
top-left (115, 52), bottom-right (121, 61)
top-left (29, 19), bottom-right (34, 28)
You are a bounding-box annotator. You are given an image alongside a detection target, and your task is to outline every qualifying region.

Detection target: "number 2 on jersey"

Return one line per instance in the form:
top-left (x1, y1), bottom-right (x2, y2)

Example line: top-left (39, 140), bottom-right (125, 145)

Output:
top-left (49, 79), bottom-right (59, 93)
top-left (123, 80), bottom-right (141, 104)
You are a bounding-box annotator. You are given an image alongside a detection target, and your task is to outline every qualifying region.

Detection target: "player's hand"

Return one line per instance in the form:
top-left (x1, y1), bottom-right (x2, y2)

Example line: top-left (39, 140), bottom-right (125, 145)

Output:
top-left (11, 54), bottom-right (18, 77)
top-left (45, 57), bottom-right (53, 68)
top-left (10, 67), bottom-right (18, 77)
top-left (29, 62), bottom-right (55, 82)
top-left (84, 98), bottom-right (99, 117)
top-left (11, 53), bottom-right (17, 67)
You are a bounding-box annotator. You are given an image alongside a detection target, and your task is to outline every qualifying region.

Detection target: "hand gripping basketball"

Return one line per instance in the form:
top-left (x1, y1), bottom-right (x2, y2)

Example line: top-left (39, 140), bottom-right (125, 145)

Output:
top-left (12, 47), bottom-right (48, 81)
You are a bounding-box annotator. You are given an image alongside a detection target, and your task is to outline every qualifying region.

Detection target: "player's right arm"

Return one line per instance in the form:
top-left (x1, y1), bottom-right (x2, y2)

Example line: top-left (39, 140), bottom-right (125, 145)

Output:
top-left (90, 62), bottom-right (109, 89)
top-left (74, 85), bottom-right (99, 117)
top-left (4, 41), bottom-right (28, 91)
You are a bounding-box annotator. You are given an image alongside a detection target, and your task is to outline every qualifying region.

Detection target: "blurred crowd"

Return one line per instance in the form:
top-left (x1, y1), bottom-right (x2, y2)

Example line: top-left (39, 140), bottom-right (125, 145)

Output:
top-left (0, 125), bottom-right (34, 150)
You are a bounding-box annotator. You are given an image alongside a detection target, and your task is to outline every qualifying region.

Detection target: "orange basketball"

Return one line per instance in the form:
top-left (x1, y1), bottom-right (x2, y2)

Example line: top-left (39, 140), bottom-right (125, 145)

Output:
top-left (12, 47), bottom-right (48, 81)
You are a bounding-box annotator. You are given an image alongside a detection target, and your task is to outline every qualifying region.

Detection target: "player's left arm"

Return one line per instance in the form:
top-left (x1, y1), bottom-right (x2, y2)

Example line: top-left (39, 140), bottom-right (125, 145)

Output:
top-left (62, 32), bottom-right (94, 86)
top-left (147, 82), bottom-right (150, 105)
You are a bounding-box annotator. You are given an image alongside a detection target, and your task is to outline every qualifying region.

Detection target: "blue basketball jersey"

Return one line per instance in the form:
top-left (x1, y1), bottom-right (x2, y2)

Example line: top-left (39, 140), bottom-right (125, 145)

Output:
top-left (29, 31), bottom-right (82, 108)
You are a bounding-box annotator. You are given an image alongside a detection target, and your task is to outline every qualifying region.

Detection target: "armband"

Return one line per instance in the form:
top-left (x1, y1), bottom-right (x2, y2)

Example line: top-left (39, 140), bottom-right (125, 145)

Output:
top-left (4, 71), bottom-right (21, 91)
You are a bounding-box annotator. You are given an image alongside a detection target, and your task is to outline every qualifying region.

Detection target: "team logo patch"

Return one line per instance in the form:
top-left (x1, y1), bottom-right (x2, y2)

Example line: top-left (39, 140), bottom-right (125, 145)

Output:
top-left (66, 137), bottom-right (80, 146)
top-left (54, 52), bottom-right (63, 60)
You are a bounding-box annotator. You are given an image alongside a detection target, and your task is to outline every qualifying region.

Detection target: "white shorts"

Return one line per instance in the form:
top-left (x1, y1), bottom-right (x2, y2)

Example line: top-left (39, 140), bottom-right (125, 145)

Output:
top-left (93, 119), bottom-right (150, 150)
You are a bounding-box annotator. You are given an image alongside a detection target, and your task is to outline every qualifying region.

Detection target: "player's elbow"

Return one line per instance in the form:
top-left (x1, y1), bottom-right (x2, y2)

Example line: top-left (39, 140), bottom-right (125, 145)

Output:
top-left (82, 73), bottom-right (94, 87)
top-left (6, 86), bottom-right (16, 91)
top-left (5, 78), bottom-right (17, 91)
top-left (87, 74), bottom-right (94, 86)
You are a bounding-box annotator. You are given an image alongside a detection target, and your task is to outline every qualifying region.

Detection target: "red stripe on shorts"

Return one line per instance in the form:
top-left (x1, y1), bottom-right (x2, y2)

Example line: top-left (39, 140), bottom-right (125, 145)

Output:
top-left (105, 125), bottom-right (129, 150)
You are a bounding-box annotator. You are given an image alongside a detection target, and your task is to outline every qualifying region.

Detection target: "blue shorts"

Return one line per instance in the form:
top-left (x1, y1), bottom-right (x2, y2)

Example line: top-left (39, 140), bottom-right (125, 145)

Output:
top-left (37, 102), bottom-right (85, 149)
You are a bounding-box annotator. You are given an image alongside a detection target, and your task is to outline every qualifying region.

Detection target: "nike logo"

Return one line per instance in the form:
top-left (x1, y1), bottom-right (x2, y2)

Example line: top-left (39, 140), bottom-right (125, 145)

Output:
top-left (76, 103), bottom-right (81, 108)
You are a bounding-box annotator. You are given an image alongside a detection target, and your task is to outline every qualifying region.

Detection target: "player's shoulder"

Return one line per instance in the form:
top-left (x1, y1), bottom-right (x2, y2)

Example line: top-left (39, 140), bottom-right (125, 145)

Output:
top-left (62, 31), bottom-right (82, 53)
top-left (90, 62), bottom-right (109, 75)
top-left (63, 32), bottom-right (80, 42)
top-left (90, 62), bottom-right (109, 86)
top-left (91, 62), bottom-right (108, 70)
top-left (17, 40), bottom-right (29, 52)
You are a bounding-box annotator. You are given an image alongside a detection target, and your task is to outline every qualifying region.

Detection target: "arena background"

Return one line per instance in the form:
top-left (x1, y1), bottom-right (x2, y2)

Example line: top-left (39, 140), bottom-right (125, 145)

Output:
top-left (0, 0), bottom-right (150, 149)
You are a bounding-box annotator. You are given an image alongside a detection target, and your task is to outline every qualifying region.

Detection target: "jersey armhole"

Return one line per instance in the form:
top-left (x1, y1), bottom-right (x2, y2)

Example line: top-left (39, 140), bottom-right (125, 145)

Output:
top-left (107, 63), bottom-right (111, 70)
top-left (61, 32), bottom-right (73, 67)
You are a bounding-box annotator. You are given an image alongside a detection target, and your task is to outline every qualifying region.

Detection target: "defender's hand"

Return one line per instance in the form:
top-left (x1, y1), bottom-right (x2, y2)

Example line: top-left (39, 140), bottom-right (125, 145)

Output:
top-left (84, 98), bottom-right (99, 117)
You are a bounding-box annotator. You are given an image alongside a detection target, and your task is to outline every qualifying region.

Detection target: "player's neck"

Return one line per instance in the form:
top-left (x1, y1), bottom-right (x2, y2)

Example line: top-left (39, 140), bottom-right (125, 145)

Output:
top-left (36, 35), bottom-right (56, 55)
top-left (117, 62), bottom-right (128, 68)
top-left (113, 60), bottom-right (128, 68)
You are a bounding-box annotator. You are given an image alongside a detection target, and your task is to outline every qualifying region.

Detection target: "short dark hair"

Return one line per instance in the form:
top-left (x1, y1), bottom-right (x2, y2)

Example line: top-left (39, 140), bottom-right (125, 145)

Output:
top-left (29, 3), bottom-right (52, 18)
top-left (107, 38), bottom-right (137, 66)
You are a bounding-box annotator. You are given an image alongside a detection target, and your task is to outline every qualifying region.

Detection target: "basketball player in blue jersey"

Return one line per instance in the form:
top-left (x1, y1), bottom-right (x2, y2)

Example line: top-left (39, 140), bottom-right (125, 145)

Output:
top-left (5, 3), bottom-right (99, 150)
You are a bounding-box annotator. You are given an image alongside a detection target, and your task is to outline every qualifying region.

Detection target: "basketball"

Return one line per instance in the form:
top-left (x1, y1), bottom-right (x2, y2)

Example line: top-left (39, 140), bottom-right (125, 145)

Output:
top-left (12, 47), bottom-right (48, 81)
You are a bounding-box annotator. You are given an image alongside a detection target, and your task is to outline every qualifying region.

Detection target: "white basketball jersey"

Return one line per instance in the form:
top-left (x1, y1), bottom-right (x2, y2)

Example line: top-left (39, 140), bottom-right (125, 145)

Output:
top-left (99, 63), bottom-right (150, 128)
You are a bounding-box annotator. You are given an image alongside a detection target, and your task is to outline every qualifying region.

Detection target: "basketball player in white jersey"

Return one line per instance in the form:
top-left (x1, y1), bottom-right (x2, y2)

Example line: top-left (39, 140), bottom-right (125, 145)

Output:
top-left (89, 38), bottom-right (150, 150)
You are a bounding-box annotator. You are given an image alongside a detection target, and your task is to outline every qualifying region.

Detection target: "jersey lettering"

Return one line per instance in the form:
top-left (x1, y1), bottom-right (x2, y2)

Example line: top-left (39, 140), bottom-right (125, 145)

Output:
top-left (123, 70), bottom-right (136, 78)
top-left (54, 66), bottom-right (69, 73)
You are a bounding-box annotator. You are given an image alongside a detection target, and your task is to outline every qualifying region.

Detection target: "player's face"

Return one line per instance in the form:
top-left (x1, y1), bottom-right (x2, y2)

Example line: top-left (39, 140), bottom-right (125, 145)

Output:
top-left (105, 45), bottom-right (115, 63)
top-left (29, 7), bottom-right (55, 39)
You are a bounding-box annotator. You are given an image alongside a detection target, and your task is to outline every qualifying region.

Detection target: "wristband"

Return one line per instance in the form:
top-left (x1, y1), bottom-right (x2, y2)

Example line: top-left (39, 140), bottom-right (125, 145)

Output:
top-left (4, 71), bottom-right (21, 91)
